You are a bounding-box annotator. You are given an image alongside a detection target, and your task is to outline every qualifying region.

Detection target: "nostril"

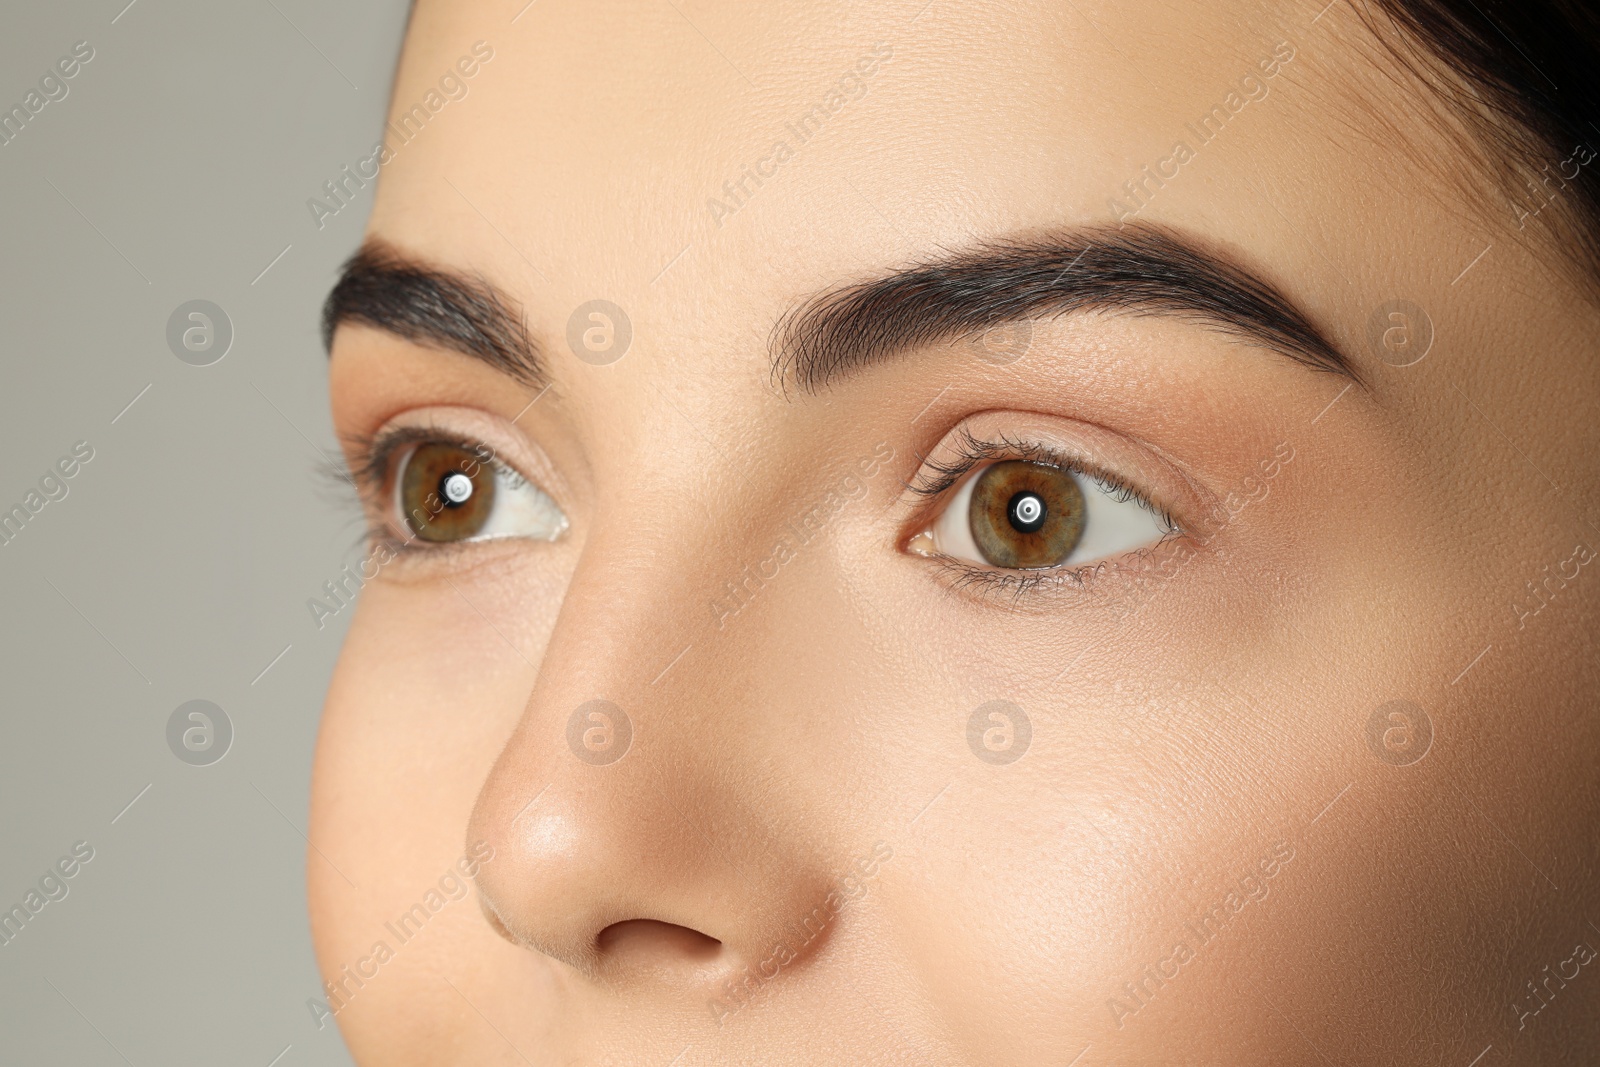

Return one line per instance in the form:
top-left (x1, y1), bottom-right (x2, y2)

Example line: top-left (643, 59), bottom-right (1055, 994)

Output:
top-left (596, 919), bottom-right (723, 963)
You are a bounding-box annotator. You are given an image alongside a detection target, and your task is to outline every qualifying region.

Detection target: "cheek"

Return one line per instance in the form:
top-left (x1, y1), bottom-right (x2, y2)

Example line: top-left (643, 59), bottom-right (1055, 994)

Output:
top-left (307, 572), bottom-right (557, 1056)
top-left (884, 664), bottom-right (1313, 1056)
top-left (311, 574), bottom-right (550, 841)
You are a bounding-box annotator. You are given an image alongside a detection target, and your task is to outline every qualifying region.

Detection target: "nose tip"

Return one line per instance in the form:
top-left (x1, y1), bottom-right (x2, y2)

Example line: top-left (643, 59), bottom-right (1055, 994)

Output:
top-left (469, 757), bottom-right (843, 991)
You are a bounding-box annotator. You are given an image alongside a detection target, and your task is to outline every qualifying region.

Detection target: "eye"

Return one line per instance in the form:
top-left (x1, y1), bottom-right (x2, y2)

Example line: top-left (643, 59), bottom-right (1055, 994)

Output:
top-left (917, 458), bottom-right (1172, 571)
top-left (389, 441), bottom-right (567, 545)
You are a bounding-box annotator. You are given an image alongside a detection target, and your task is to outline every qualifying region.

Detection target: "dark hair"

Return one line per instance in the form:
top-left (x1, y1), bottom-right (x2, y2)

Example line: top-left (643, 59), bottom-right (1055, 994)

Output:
top-left (1368, 0), bottom-right (1600, 287)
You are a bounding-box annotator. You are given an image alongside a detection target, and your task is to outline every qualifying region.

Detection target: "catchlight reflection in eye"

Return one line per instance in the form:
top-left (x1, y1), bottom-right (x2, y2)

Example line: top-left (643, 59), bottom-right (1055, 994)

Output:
top-left (917, 459), bottom-right (1171, 570)
top-left (393, 442), bottom-right (568, 544)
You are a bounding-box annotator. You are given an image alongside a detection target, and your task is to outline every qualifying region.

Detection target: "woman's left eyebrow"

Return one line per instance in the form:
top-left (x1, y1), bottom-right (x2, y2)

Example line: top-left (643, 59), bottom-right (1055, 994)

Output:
top-left (770, 223), bottom-right (1363, 394)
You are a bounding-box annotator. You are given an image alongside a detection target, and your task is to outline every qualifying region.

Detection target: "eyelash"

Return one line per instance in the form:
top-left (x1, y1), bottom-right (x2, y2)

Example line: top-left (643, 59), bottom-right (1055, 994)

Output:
top-left (907, 426), bottom-right (1182, 597)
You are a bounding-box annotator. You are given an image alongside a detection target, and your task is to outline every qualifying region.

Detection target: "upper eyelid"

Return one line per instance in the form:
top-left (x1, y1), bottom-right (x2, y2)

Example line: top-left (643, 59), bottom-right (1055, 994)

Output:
top-left (342, 426), bottom-right (499, 493)
top-left (908, 427), bottom-right (1179, 533)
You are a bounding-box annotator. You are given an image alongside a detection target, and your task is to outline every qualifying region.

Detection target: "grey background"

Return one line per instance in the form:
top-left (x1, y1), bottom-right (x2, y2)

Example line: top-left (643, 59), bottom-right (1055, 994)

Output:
top-left (0, 1), bottom-right (411, 1062)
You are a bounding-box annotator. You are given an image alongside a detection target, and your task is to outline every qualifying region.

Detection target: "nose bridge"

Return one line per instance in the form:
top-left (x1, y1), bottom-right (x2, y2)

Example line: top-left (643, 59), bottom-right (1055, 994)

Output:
top-left (466, 460), bottom-right (837, 981)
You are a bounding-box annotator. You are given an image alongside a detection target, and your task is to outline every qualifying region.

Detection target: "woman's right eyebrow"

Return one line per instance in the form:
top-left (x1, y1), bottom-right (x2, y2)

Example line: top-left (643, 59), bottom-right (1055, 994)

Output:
top-left (322, 239), bottom-right (549, 389)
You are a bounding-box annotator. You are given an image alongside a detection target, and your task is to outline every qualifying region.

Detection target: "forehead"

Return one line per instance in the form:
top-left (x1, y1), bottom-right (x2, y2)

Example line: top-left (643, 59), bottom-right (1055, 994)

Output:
top-left (365, 1), bottom-right (1452, 379)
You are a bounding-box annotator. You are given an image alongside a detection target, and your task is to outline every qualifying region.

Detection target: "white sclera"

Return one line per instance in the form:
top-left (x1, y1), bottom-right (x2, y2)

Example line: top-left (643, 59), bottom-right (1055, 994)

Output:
top-left (474, 466), bottom-right (568, 542)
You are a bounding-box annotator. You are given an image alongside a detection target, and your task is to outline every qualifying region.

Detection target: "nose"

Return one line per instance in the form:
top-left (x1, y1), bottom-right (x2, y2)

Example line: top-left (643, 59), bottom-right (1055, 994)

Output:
top-left (466, 543), bottom-right (836, 990)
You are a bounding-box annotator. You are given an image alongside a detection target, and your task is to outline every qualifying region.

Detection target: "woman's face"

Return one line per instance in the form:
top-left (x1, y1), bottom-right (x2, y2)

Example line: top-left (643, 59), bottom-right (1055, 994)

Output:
top-left (312, 1), bottom-right (1600, 1063)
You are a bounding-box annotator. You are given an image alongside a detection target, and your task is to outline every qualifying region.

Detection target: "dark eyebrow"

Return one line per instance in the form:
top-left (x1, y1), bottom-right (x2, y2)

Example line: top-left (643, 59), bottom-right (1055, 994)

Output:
top-left (322, 240), bottom-right (548, 389)
top-left (771, 224), bottom-right (1361, 393)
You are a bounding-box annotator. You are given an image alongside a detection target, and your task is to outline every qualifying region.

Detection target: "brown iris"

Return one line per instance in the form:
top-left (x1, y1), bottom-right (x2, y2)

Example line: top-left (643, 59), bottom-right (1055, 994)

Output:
top-left (398, 442), bottom-right (495, 542)
top-left (968, 460), bottom-right (1086, 568)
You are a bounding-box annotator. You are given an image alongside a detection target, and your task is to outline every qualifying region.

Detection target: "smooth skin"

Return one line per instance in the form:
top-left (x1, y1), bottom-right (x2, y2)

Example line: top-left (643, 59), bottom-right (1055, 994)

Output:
top-left (311, 0), bottom-right (1600, 1063)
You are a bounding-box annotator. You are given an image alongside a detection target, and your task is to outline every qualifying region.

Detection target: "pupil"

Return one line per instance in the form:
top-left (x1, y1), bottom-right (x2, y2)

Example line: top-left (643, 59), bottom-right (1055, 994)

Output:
top-left (441, 471), bottom-right (474, 507)
top-left (1008, 492), bottom-right (1046, 533)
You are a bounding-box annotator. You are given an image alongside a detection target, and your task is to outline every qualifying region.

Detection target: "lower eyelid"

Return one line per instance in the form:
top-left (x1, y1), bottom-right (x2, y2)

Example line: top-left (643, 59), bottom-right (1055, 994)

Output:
top-left (925, 530), bottom-right (1193, 603)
